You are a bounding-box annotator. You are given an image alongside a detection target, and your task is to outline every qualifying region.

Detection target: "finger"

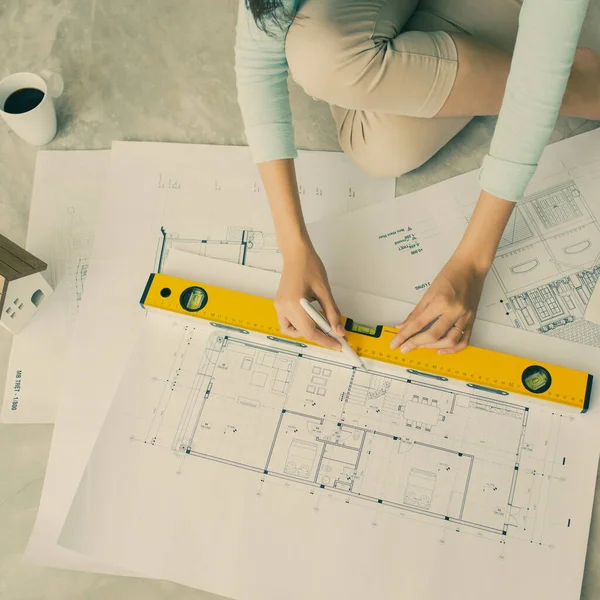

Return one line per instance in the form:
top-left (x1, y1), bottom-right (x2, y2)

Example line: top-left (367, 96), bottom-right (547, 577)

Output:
top-left (275, 299), bottom-right (309, 339)
top-left (399, 312), bottom-right (462, 353)
top-left (288, 307), bottom-right (341, 350)
top-left (276, 306), bottom-right (303, 337)
top-left (417, 313), bottom-right (472, 349)
top-left (277, 312), bottom-right (296, 335)
top-left (418, 325), bottom-right (465, 350)
top-left (395, 296), bottom-right (431, 329)
top-left (315, 287), bottom-right (345, 337)
top-left (280, 323), bottom-right (302, 338)
top-left (438, 322), bottom-right (473, 355)
top-left (390, 304), bottom-right (441, 350)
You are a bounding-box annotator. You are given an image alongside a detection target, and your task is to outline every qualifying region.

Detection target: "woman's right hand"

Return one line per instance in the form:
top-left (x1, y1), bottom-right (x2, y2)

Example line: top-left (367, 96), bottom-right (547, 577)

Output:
top-left (275, 239), bottom-right (344, 350)
top-left (255, 158), bottom-right (343, 349)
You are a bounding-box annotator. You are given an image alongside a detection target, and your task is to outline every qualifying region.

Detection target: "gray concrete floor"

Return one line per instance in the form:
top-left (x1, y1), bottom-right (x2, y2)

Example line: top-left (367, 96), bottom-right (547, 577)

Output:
top-left (1, 0), bottom-right (599, 598)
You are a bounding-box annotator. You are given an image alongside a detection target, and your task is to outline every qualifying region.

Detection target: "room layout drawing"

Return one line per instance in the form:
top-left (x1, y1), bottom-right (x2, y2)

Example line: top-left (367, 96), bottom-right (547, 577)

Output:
top-left (155, 226), bottom-right (281, 274)
top-left (486, 181), bottom-right (600, 346)
top-left (136, 324), bottom-right (571, 547)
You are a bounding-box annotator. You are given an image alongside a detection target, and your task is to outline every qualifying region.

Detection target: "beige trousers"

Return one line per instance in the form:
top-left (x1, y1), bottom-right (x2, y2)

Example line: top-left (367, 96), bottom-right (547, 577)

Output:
top-left (286, 0), bottom-right (523, 177)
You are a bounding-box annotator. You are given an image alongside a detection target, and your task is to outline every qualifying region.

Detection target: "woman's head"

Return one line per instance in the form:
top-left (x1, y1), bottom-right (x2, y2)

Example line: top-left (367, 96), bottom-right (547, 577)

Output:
top-left (247, 0), bottom-right (289, 32)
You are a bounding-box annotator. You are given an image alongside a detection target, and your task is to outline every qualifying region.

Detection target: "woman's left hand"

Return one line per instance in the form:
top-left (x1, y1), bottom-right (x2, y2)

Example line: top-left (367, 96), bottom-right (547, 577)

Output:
top-left (391, 256), bottom-right (489, 355)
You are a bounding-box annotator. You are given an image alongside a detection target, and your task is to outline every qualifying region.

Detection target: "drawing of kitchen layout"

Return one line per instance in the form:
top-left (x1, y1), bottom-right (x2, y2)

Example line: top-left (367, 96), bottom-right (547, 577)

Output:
top-left (138, 326), bottom-right (571, 546)
top-left (487, 181), bottom-right (600, 346)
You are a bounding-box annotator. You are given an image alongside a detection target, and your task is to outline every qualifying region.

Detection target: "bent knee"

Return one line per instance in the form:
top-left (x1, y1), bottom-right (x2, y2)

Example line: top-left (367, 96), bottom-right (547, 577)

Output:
top-left (340, 126), bottom-right (433, 178)
top-left (334, 109), bottom-right (469, 178)
top-left (286, 14), bottom-right (383, 105)
top-left (356, 146), bottom-right (431, 178)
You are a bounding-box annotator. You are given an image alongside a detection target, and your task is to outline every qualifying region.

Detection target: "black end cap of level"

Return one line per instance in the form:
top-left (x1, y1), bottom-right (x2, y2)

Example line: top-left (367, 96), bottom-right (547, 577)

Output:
top-left (583, 374), bottom-right (593, 413)
top-left (139, 273), bottom-right (156, 307)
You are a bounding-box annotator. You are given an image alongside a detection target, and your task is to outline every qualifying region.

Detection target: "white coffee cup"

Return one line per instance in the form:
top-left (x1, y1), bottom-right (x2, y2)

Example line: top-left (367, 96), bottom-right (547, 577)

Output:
top-left (0, 70), bottom-right (64, 145)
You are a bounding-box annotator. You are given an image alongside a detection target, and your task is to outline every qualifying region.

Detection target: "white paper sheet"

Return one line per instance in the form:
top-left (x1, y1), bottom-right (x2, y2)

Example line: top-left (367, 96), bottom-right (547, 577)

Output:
top-left (309, 130), bottom-right (600, 348)
top-left (10, 143), bottom-right (392, 426)
top-left (1, 151), bottom-right (109, 423)
top-left (24, 142), bottom-right (394, 569)
top-left (57, 251), bottom-right (600, 600)
top-left (110, 142), bottom-right (393, 276)
top-left (586, 280), bottom-right (600, 325)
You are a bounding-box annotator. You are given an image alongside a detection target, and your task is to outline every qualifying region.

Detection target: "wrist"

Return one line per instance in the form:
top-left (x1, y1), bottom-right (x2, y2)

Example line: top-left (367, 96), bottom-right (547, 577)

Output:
top-left (279, 228), bottom-right (312, 258)
top-left (451, 189), bottom-right (515, 275)
top-left (451, 244), bottom-right (494, 276)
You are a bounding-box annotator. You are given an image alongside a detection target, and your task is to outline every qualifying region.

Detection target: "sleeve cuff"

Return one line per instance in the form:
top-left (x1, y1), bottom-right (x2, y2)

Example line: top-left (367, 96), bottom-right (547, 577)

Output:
top-left (478, 154), bottom-right (538, 203)
top-left (245, 122), bottom-right (298, 163)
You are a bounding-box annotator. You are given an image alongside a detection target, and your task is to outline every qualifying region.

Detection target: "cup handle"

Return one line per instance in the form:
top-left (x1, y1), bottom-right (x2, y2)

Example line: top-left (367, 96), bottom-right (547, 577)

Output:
top-left (40, 69), bottom-right (64, 99)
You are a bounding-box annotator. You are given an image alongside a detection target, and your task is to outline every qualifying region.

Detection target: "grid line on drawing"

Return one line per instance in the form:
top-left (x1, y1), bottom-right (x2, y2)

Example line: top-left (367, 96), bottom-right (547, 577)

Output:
top-left (531, 189), bottom-right (583, 228)
top-left (528, 288), bottom-right (562, 320)
top-left (525, 181), bottom-right (584, 227)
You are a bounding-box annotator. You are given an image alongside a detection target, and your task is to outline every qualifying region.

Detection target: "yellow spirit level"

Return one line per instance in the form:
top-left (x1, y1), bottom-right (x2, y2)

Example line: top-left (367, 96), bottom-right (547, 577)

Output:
top-left (141, 273), bottom-right (593, 412)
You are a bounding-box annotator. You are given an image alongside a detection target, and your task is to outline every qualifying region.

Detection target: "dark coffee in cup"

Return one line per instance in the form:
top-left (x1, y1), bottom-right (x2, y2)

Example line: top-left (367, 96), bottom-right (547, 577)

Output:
top-left (3, 88), bottom-right (45, 114)
top-left (0, 71), bottom-right (63, 144)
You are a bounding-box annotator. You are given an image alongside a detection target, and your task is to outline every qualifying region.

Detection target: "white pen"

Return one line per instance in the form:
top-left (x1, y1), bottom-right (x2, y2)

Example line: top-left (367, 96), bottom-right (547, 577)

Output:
top-left (299, 298), bottom-right (367, 370)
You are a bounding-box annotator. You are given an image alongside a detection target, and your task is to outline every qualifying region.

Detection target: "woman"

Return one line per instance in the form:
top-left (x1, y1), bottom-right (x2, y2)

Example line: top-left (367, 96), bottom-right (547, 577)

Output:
top-left (235, 0), bottom-right (598, 355)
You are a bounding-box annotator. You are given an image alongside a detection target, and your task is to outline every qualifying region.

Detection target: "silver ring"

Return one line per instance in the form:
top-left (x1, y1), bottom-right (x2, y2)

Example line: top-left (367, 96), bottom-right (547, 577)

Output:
top-left (451, 325), bottom-right (465, 336)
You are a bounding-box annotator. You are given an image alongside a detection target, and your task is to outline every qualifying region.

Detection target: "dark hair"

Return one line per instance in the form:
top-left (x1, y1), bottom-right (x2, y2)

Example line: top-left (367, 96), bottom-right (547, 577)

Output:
top-left (246, 0), bottom-right (291, 33)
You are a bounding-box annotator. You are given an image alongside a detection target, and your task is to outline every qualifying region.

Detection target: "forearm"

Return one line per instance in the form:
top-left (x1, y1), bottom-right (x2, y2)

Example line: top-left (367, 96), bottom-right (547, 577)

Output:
top-left (258, 159), bottom-right (309, 257)
top-left (453, 190), bottom-right (516, 272)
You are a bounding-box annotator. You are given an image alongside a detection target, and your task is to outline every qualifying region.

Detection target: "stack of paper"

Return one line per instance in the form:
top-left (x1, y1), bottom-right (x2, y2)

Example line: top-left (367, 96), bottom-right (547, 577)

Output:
top-left (2, 144), bottom-right (393, 425)
top-left (3, 134), bottom-right (600, 600)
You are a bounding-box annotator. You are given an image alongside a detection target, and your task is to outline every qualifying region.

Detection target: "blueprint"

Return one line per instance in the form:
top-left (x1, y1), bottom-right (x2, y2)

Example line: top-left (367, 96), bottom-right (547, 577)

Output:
top-left (1, 150), bottom-right (109, 424)
top-left (487, 180), bottom-right (600, 343)
top-left (309, 129), bottom-right (600, 349)
top-left (58, 287), bottom-right (600, 600)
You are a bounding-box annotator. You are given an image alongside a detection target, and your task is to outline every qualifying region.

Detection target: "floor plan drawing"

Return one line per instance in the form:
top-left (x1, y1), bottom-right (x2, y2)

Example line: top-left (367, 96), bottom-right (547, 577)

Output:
top-left (134, 322), bottom-right (571, 547)
top-left (58, 298), bottom-right (600, 600)
top-left (156, 226), bottom-right (281, 273)
top-left (486, 181), bottom-right (600, 346)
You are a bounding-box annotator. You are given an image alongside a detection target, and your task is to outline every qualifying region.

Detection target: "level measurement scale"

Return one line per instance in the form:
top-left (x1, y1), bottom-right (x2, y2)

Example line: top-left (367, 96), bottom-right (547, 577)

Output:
top-left (141, 273), bottom-right (593, 412)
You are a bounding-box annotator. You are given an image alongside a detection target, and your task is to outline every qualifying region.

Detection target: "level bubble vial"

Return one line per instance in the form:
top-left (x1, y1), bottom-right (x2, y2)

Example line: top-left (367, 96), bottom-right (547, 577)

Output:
top-left (180, 286), bottom-right (208, 312)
